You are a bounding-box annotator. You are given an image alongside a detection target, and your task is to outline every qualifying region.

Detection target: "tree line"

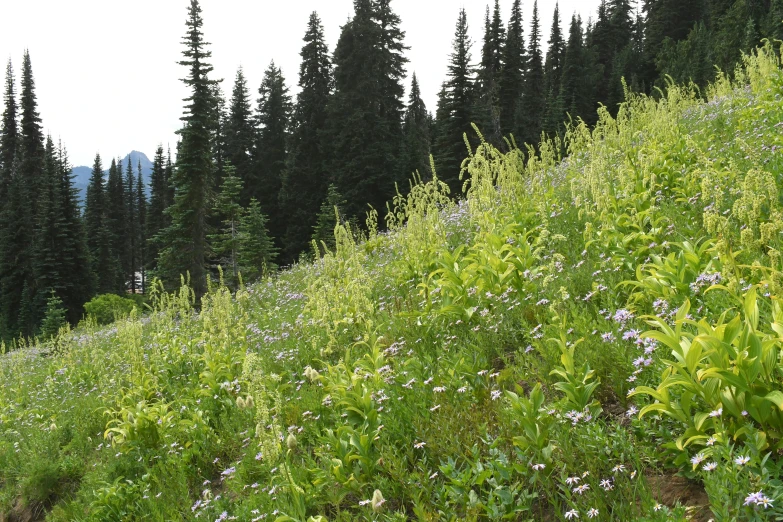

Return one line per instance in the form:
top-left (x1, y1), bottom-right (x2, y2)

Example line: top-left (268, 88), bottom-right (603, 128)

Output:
top-left (0, 0), bottom-right (780, 340)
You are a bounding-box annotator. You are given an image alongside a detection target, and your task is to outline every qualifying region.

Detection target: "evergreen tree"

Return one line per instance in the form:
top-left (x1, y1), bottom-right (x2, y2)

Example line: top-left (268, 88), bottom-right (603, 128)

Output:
top-left (106, 158), bottom-right (127, 293)
top-left (136, 160), bottom-right (147, 293)
top-left (226, 67), bottom-right (255, 205)
top-left (238, 198), bottom-right (277, 282)
top-left (146, 146), bottom-right (167, 273)
top-left (326, 0), bottom-right (408, 221)
top-left (209, 169), bottom-right (244, 286)
top-left (499, 0), bottom-right (526, 141)
top-left (477, 0), bottom-right (505, 145)
top-left (589, 1), bottom-right (613, 104)
top-left (434, 8), bottom-right (476, 195)
top-left (84, 153), bottom-right (116, 294)
top-left (32, 139), bottom-right (92, 327)
top-left (560, 15), bottom-right (597, 125)
top-left (517, 0), bottom-right (544, 148)
top-left (543, 4), bottom-right (566, 135)
top-left (312, 183), bottom-right (348, 255)
top-left (157, 0), bottom-right (220, 298)
top-left (642, 0), bottom-right (705, 85)
top-left (0, 59), bottom-right (16, 202)
top-left (251, 61), bottom-right (291, 253)
top-left (125, 158), bottom-right (137, 293)
top-left (279, 11), bottom-right (333, 263)
top-left (1, 50), bottom-right (45, 337)
top-left (0, 60), bottom-right (17, 339)
top-left (39, 290), bottom-right (66, 340)
top-left (52, 143), bottom-right (93, 323)
top-left (402, 73), bottom-right (431, 181)
top-left (32, 137), bottom-right (64, 324)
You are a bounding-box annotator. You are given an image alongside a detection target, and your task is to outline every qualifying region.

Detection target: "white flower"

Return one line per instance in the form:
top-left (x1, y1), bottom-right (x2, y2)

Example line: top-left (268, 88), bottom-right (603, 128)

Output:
top-left (587, 508), bottom-right (599, 518)
top-left (735, 455), bottom-right (750, 466)
top-left (565, 509), bottom-right (579, 519)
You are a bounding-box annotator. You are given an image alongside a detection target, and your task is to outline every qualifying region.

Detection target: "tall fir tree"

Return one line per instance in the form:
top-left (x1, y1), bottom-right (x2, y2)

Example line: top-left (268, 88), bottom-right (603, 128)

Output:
top-left (434, 7), bottom-right (476, 196)
top-left (32, 137), bottom-right (64, 326)
top-left (1, 51), bottom-right (46, 337)
top-left (279, 11), bottom-right (333, 263)
top-left (402, 73), bottom-right (431, 182)
top-left (251, 61), bottom-right (291, 253)
top-left (0, 60), bottom-right (17, 339)
top-left (326, 0), bottom-right (408, 221)
top-left (560, 15), bottom-right (598, 126)
top-left (33, 140), bottom-right (93, 325)
top-left (84, 153), bottom-right (116, 294)
top-left (477, 0), bottom-right (505, 146)
top-left (543, 4), bottom-right (566, 135)
top-left (125, 158), bottom-right (137, 293)
top-left (517, 0), bottom-right (544, 149)
top-left (0, 60), bottom-right (16, 202)
top-left (498, 0), bottom-right (526, 143)
top-left (157, 0), bottom-right (220, 298)
top-left (106, 158), bottom-right (127, 293)
top-left (226, 67), bottom-right (255, 205)
top-left (146, 146), bottom-right (167, 273)
top-left (55, 143), bottom-right (93, 323)
top-left (136, 160), bottom-right (147, 293)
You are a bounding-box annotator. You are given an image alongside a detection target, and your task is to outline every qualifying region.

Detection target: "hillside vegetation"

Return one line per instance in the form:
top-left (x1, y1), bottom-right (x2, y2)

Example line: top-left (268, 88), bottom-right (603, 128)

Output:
top-left (4, 44), bottom-right (783, 521)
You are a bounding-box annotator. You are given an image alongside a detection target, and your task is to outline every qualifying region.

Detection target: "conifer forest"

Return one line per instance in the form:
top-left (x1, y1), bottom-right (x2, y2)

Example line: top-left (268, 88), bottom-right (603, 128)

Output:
top-left (3, 0), bottom-right (783, 519)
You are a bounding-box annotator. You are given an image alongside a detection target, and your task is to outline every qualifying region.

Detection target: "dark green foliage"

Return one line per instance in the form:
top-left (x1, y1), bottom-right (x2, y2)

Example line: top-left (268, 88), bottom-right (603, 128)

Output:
top-left (312, 183), bottom-right (348, 254)
top-left (402, 73), bottom-right (431, 182)
top-left (434, 8), bottom-right (476, 195)
top-left (237, 198), bottom-right (277, 282)
top-left (326, 0), bottom-right (408, 220)
top-left (146, 146), bottom-right (168, 269)
top-left (106, 158), bottom-right (127, 293)
top-left (543, 4), bottom-right (566, 136)
top-left (0, 59), bottom-right (17, 202)
top-left (209, 170), bottom-right (244, 286)
top-left (0, 51), bottom-right (44, 338)
top-left (279, 12), bottom-right (333, 264)
top-left (33, 140), bottom-right (93, 326)
top-left (125, 158), bottom-right (137, 293)
top-left (656, 21), bottom-right (716, 87)
top-left (226, 67), bottom-right (255, 206)
top-left (136, 160), bottom-right (147, 293)
top-left (84, 293), bottom-right (137, 325)
top-left (560, 15), bottom-right (598, 126)
top-left (84, 154), bottom-right (116, 295)
top-left (0, 60), bottom-right (18, 339)
top-left (498, 0), bottom-right (525, 141)
top-left (517, 0), bottom-right (544, 149)
top-left (476, 1), bottom-right (505, 146)
top-left (39, 290), bottom-right (66, 340)
top-left (157, 0), bottom-right (220, 299)
top-left (251, 61), bottom-right (291, 252)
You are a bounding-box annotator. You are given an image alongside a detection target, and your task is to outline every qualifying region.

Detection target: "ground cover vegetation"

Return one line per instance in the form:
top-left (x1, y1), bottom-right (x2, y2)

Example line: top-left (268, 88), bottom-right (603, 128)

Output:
top-left (2, 0), bottom-right (780, 342)
top-left (3, 13), bottom-right (783, 520)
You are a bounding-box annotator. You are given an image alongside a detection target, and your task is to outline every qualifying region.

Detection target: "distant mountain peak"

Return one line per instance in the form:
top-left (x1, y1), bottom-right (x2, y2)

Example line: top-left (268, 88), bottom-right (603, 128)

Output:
top-left (72, 150), bottom-right (154, 204)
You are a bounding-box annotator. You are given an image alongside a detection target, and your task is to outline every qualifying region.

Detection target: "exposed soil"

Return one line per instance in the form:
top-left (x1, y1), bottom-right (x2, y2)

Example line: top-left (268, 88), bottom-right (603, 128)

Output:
top-left (647, 474), bottom-right (712, 522)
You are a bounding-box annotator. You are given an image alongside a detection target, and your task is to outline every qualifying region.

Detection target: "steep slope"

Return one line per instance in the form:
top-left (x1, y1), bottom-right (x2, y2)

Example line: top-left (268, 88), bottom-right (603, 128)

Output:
top-left (2, 45), bottom-right (783, 521)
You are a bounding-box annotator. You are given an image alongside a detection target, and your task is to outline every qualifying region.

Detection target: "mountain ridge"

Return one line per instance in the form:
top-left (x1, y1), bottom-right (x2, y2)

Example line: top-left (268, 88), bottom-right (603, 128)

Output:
top-left (71, 150), bottom-right (153, 204)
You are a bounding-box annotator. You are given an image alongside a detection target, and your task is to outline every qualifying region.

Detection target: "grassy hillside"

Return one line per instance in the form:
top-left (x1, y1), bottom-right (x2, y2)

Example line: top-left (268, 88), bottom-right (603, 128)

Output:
top-left (4, 44), bottom-right (783, 521)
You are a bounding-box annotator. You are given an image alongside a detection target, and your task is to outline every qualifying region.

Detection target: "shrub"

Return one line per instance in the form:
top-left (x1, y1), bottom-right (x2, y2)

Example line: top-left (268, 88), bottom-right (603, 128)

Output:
top-left (83, 294), bottom-right (138, 325)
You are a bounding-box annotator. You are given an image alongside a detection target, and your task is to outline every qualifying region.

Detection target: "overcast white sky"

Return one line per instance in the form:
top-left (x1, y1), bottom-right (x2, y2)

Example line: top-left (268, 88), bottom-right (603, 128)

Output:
top-left (0, 0), bottom-right (600, 167)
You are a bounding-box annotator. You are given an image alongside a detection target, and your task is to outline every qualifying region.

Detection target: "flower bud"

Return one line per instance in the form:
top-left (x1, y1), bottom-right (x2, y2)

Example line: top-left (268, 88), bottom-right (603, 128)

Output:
top-left (286, 433), bottom-right (298, 450)
top-left (371, 489), bottom-right (385, 513)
